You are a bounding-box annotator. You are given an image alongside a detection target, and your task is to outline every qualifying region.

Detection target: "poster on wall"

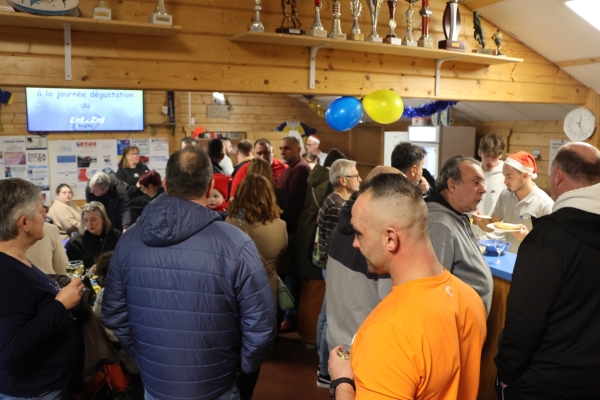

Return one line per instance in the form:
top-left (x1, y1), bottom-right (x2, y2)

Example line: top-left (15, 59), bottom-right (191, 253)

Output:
top-left (48, 140), bottom-right (118, 201)
top-left (0, 136), bottom-right (51, 203)
top-left (118, 138), bottom-right (169, 178)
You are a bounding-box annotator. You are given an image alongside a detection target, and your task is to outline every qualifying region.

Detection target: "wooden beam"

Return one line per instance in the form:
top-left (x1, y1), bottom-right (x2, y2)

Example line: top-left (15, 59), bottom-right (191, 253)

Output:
top-left (460, 0), bottom-right (505, 11)
top-left (555, 57), bottom-right (600, 68)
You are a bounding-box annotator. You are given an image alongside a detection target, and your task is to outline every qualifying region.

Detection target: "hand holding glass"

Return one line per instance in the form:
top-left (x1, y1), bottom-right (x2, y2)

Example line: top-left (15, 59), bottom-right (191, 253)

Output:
top-left (66, 260), bottom-right (84, 278)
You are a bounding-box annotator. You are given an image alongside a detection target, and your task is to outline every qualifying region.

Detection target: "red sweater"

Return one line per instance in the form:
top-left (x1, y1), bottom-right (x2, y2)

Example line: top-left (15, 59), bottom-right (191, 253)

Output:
top-left (230, 158), bottom-right (288, 197)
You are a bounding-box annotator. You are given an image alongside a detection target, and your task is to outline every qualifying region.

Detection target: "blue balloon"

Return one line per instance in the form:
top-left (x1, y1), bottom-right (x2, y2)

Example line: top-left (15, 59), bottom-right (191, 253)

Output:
top-left (325, 97), bottom-right (363, 131)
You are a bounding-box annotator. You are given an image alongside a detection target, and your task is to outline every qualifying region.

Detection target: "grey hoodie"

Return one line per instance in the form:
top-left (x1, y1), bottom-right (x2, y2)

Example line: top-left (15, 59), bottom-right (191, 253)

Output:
top-left (426, 200), bottom-right (493, 316)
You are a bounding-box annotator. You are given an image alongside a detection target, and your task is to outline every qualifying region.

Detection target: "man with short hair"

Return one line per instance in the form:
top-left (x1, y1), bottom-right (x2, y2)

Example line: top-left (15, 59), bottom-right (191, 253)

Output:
top-left (328, 173), bottom-right (487, 400)
top-left (473, 151), bottom-right (553, 252)
top-left (86, 171), bottom-right (131, 231)
top-left (425, 156), bottom-right (493, 315)
top-left (305, 135), bottom-right (328, 166)
top-left (219, 137), bottom-right (234, 176)
top-left (180, 136), bottom-right (199, 149)
top-left (230, 139), bottom-right (288, 197)
top-left (495, 142), bottom-right (600, 399)
top-left (391, 142), bottom-right (430, 194)
top-left (102, 147), bottom-right (277, 400)
top-left (206, 138), bottom-right (225, 174)
top-left (232, 139), bottom-right (254, 178)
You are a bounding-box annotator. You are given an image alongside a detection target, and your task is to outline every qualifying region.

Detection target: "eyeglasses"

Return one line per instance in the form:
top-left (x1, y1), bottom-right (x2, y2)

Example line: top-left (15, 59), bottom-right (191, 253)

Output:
top-left (343, 175), bottom-right (360, 179)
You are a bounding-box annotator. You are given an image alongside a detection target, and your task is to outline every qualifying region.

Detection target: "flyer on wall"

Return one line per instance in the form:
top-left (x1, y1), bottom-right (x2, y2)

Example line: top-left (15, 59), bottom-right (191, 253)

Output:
top-left (0, 136), bottom-right (50, 192)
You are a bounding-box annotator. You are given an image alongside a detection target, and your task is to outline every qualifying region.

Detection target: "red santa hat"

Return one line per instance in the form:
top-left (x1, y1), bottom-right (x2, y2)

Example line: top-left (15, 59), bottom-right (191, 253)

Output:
top-left (212, 173), bottom-right (230, 200)
top-left (505, 151), bottom-right (537, 179)
top-left (306, 135), bottom-right (321, 144)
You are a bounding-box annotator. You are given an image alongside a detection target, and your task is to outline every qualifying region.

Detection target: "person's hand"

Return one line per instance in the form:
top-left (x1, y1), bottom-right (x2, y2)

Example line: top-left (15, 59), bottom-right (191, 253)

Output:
top-left (471, 212), bottom-right (490, 229)
top-left (55, 278), bottom-right (84, 310)
top-left (329, 346), bottom-right (354, 381)
top-left (417, 177), bottom-right (429, 195)
top-left (88, 264), bottom-right (97, 275)
top-left (511, 224), bottom-right (529, 241)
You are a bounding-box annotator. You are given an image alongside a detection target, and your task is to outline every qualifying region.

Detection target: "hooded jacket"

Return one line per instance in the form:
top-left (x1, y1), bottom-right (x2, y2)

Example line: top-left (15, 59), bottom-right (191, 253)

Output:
top-left (426, 191), bottom-right (493, 316)
top-left (495, 182), bottom-right (600, 396)
top-left (85, 174), bottom-right (132, 231)
top-left (102, 195), bottom-right (277, 400)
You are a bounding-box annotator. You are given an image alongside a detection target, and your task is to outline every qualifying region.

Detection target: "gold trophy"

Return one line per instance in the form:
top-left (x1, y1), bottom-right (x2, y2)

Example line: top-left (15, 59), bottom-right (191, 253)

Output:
top-left (92, 0), bottom-right (111, 20)
top-left (402, 0), bottom-right (418, 46)
top-left (348, 0), bottom-right (365, 41)
top-left (148, 0), bottom-right (173, 25)
top-left (276, 0), bottom-right (305, 35)
top-left (384, 0), bottom-right (402, 45)
top-left (328, 0), bottom-right (347, 39)
top-left (366, 0), bottom-right (385, 43)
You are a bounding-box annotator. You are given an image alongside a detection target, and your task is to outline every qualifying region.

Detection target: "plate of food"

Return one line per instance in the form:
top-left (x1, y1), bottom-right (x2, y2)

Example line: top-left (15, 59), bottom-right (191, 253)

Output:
top-left (487, 222), bottom-right (522, 233)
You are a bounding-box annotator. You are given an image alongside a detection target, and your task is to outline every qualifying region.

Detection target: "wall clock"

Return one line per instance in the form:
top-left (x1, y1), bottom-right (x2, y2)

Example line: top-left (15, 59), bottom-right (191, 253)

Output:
top-left (564, 107), bottom-right (596, 141)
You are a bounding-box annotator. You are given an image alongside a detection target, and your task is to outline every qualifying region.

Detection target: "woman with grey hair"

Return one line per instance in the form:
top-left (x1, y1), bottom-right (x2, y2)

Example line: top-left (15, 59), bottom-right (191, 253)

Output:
top-left (0, 178), bottom-right (84, 399)
top-left (66, 201), bottom-right (122, 271)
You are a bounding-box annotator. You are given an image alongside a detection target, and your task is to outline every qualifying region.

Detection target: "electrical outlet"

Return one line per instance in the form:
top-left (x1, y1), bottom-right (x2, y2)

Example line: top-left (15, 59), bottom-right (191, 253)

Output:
top-left (162, 106), bottom-right (168, 115)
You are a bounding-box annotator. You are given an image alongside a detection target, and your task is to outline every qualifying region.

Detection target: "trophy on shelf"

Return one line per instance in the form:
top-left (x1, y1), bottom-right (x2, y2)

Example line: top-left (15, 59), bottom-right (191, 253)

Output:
top-left (148, 0), bottom-right (173, 25)
top-left (250, 0), bottom-right (264, 32)
top-left (366, 0), bottom-right (385, 43)
top-left (348, 0), bottom-right (365, 41)
top-left (92, 0), bottom-right (111, 20)
top-left (384, 0), bottom-right (402, 45)
top-left (307, 0), bottom-right (327, 37)
top-left (417, 0), bottom-right (433, 48)
top-left (328, 0), bottom-right (346, 39)
top-left (438, 0), bottom-right (465, 51)
top-left (472, 11), bottom-right (497, 54)
top-left (492, 29), bottom-right (504, 55)
top-left (276, 0), bottom-right (305, 35)
top-left (402, 0), bottom-right (418, 46)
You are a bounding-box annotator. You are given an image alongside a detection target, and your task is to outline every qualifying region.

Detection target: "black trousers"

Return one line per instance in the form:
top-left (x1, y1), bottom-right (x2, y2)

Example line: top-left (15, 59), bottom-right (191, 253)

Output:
top-left (496, 377), bottom-right (599, 400)
top-left (237, 369), bottom-right (261, 400)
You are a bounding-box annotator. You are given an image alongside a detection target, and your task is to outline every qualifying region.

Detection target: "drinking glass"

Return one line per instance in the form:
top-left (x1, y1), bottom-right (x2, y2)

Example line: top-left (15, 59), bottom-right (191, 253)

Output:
top-left (66, 260), bottom-right (84, 278)
top-left (494, 239), bottom-right (506, 264)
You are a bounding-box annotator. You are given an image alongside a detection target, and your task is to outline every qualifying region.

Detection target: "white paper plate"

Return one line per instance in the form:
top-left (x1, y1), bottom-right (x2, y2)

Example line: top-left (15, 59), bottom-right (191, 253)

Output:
top-left (487, 222), bottom-right (522, 233)
top-left (470, 214), bottom-right (492, 219)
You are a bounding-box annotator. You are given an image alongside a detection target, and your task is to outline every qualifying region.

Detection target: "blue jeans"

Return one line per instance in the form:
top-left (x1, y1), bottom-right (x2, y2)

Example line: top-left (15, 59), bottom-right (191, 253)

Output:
top-left (0, 388), bottom-right (64, 400)
top-left (317, 270), bottom-right (329, 376)
top-left (145, 383), bottom-right (240, 400)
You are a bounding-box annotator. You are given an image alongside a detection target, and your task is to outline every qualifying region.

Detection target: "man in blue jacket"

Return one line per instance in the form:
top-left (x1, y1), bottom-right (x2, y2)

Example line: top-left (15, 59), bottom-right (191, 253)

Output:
top-left (102, 147), bottom-right (277, 400)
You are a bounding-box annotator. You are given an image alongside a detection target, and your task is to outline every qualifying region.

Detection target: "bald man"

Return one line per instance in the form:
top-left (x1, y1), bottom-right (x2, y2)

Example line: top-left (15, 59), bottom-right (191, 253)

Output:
top-left (495, 142), bottom-right (600, 399)
top-left (328, 173), bottom-right (486, 400)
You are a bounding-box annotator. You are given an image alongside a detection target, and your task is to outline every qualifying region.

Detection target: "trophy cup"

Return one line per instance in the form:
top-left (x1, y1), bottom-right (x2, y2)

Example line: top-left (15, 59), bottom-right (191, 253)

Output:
top-left (307, 0), bottom-right (327, 37)
top-left (366, 0), bottom-right (385, 43)
top-left (250, 0), bottom-right (264, 32)
top-left (438, 0), bottom-right (465, 51)
top-left (417, 0), bottom-right (433, 48)
top-left (472, 11), bottom-right (497, 54)
top-left (92, 0), bottom-right (111, 20)
top-left (276, 0), bottom-right (305, 35)
top-left (402, 0), bottom-right (418, 46)
top-left (492, 29), bottom-right (504, 55)
top-left (148, 0), bottom-right (173, 25)
top-left (328, 0), bottom-right (347, 39)
top-left (348, 0), bottom-right (365, 41)
top-left (384, 0), bottom-right (402, 45)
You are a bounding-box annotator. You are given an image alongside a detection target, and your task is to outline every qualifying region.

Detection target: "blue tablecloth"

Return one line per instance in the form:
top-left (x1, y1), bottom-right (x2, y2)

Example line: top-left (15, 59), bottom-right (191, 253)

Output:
top-left (484, 251), bottom-right (517, 281)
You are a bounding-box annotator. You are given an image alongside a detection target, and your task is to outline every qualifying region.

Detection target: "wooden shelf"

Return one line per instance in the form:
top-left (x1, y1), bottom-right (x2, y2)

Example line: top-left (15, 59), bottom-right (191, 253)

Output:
top-left (0, 10), bottom-right (181, 36)
top-left (231, 31), bottom-right (522, 66)
top-left (147, 122), bottom-right (176, 135)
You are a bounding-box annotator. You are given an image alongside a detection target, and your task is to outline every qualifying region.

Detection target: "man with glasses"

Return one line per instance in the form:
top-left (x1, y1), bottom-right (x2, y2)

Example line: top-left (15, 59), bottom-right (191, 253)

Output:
top-left (306, 135), bottom-right (328, 166)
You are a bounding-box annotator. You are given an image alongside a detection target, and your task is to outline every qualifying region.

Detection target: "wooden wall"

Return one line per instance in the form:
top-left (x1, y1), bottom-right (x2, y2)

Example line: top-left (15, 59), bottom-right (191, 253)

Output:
top-left (0, 0), bottom-right (589, 104)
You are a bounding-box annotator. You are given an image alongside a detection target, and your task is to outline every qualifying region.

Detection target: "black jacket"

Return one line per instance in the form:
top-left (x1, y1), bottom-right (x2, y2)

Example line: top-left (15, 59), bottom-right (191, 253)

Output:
top-left (115, 164), bottom-right (150, 197)
top-left (495, 207), bottom-right (600, 396)
top-left (65, 229), bottom-right (122, 270)
top-left (85, 175), bottom-right (132, 231)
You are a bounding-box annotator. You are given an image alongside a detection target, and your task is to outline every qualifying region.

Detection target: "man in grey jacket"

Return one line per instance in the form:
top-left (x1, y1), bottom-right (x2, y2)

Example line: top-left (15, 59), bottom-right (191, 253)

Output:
top-left (425, 156), bottom-right (493, 315)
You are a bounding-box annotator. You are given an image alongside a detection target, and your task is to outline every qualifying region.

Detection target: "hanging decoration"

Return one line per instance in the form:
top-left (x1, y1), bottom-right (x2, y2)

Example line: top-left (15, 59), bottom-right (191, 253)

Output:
top-left (402, 100), bottom-right (457, 118)
top-left (305, 97), bottom-right (326, 117)
top-left (363, 90), bottom-right (404, 124)
top-left (325, 96), bottom-right (364, 131)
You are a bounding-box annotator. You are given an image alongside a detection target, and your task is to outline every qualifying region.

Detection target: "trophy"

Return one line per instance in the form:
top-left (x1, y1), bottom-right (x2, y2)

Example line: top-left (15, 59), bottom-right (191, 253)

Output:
top-left (417, 0), bottom-right (433, 48)
top-left (366, 0), bottom-right (385, 43)
top-left (328, 0), bottom-right (347, 39)
top-left (348, 0), bottom-right (365, 41)
top-left (384, 0), bottom-right (402, 45)
top-left (402, 0), bottom-right (418, 46)
top-left (92, 0), bottom-right (111, 20)
top-left (472, 11), bottom-right (497, 54)
top-left (250, 0), bottom-right (264, 32)
top-left (148, 0), bottom-right (173, 25)
top-left (438, 0), bottom-right (465, 51)
top-left (307, 0), bottom-right (327, 37)
top-left (276, 0), bottom-right (305, 35)
top-left (492, 29), bottom-right (504, 55)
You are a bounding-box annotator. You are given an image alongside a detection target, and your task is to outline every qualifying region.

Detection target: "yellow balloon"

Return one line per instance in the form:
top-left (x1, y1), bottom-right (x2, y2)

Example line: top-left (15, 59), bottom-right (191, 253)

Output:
top-left (363, 90), bottom-right (404, 124)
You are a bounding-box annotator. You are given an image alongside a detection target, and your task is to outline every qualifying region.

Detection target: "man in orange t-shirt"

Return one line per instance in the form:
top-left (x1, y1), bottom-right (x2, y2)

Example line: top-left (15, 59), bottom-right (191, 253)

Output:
top-left (328, 173), bottom-right (487, 400)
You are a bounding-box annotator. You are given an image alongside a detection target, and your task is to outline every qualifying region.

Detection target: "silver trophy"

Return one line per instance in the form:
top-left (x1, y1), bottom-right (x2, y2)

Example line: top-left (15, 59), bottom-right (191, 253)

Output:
top-left (250, 0), bottom-right (264, 32)
top-left (402, 0), bottom-right (418, 46)
top-left (366, 0), bottom-right (385, 43)
top-left (348, 0), bottom-right (365, 41)
top-left (92, 0), bottom-right (111, 20)
top-left (148, 0), bottom-right (173, 25)
top-left (307, 1), bottom-right (327, 37)
top-left (328, 0), bottom-right (346, 39)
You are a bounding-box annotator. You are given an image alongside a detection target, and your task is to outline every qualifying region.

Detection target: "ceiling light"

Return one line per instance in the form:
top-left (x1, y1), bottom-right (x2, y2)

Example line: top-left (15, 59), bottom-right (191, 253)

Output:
top-left (565, 0), bottom-right (600, 31)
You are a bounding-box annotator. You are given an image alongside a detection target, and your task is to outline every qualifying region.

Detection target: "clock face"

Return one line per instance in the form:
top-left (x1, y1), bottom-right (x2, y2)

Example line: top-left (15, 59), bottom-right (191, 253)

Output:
top-left (441, 107), bottom-right (455, 126)
top-left (564, 107), bottom-right (596, 141)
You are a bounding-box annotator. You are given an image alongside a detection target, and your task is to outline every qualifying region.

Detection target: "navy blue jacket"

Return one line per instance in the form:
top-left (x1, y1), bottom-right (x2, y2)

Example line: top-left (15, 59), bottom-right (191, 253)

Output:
top-left (102, 195), bottom-right (276, 400)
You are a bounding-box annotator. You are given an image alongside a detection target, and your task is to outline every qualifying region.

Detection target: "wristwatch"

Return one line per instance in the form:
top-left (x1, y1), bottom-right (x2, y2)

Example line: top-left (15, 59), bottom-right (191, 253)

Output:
top-left (330, 377), bottom-right (356, 399)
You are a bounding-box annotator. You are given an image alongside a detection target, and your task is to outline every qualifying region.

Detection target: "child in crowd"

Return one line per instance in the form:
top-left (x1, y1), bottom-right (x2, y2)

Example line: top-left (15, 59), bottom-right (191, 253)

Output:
top-left (207, 173), bottom-right (230, 213)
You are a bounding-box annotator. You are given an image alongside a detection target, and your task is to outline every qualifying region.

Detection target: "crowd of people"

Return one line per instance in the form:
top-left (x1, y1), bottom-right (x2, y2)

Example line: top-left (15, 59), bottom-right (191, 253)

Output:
top-left (0, 134), bottom-right (599, 400)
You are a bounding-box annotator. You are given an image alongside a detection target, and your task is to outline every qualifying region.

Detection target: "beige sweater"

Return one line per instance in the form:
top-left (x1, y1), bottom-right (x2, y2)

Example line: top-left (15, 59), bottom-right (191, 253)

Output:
top-left (48, 200), bottom-right (81, 240)
top-left (26, 222), bottom-right (68, 275)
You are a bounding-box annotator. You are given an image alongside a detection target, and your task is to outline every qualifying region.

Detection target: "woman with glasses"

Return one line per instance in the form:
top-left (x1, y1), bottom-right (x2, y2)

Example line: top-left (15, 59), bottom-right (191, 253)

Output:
top-left (137, 170), bottom-right (166, 202)
top-left (65, 201), bottom-right (121, 271)
top-left (47, 183), bottom-right (82, 239)
top-left (116, 146), bottom-right (150, 223)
